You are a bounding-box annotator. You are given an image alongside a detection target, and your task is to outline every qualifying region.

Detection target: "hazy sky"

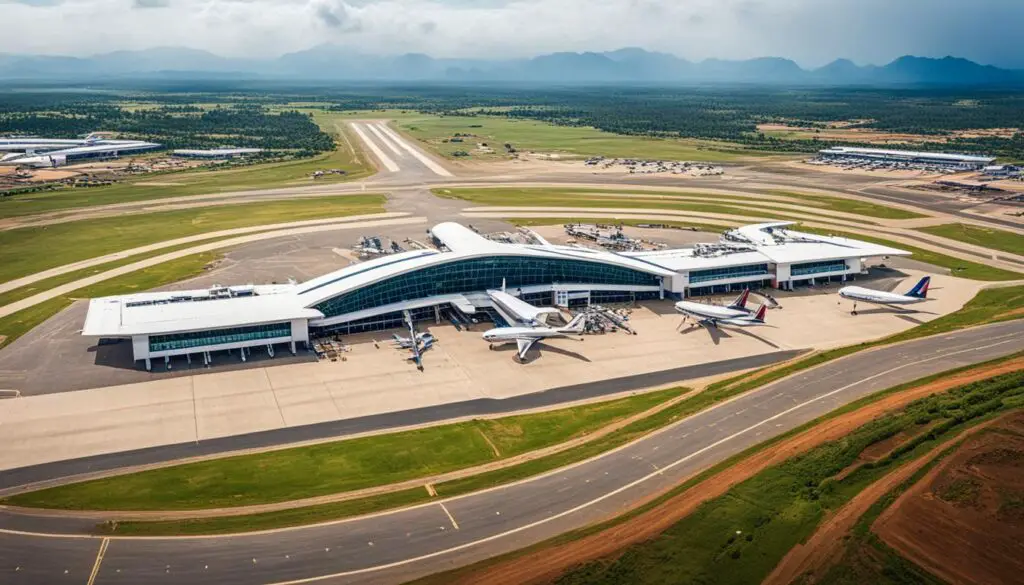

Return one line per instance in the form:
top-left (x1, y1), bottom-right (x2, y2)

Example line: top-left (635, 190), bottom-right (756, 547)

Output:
top-left (2, 0), bottom-right (1023, 67)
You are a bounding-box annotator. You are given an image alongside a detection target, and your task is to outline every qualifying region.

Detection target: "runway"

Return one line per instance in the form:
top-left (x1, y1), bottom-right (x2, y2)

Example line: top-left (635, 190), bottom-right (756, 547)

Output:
top-left (348, 121), bottom-right (453, 179)
top-left (2, 320), bottom-right (1021, 585)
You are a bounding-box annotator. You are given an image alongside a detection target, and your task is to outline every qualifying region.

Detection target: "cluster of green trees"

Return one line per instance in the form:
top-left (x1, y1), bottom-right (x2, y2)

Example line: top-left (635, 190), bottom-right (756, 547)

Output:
top-left (0, 94), bottom-right (333, 152)
top-left (318, 85), bottom-right (1024, 158)
top-left (4, 84), bottom-right (1023, 158)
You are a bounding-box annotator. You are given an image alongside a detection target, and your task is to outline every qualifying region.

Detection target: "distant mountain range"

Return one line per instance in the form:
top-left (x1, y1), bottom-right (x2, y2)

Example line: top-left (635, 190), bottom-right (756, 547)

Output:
top-left (1, 47), bottom-right (1022, 86)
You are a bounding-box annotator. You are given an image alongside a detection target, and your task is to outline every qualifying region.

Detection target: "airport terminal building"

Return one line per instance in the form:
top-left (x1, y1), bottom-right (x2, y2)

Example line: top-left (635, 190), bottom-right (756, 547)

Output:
top-left (83, 222), bottom-right (909, 370)
top-left (817, 146), bottom-right (995, 169)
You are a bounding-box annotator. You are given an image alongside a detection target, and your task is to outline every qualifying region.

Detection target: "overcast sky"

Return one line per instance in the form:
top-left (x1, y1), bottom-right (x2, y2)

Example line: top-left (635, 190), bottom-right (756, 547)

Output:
top-left (2, 0), bottom-right (1023, 68)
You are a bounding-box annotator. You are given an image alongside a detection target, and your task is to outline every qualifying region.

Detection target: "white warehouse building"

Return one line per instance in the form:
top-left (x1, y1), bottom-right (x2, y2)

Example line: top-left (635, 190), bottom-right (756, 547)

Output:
top-left (817, 146), bottom-right (995, 169)
top-left (82, 221), bottom-right (909, 370)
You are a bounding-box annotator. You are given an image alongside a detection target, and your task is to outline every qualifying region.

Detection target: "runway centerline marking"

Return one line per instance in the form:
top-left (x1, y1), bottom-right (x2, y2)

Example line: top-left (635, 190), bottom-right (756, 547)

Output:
top-left (366, 123), bottom-right (404, 157)
top-left (374, 122), bottom-right (453, 177)
top-left (349, 123), bottom-right (399, 173)
top-left (439, 503), bottom-right (459, 530)
top-left (86, 537), bottom-right (109, 585)
top-left (266, 335), bottom-right (1019, 585)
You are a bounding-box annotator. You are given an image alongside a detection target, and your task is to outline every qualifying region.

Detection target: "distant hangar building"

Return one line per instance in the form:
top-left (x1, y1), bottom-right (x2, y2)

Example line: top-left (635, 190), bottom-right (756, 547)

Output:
top-left (83, 222), bottom-right (909, 370)
top-left (0, 134), bottom-right (160, 168)
top-left (172, 148), bottom-right (264, 159)
top-left (818, 146), bottom-right (995, 169)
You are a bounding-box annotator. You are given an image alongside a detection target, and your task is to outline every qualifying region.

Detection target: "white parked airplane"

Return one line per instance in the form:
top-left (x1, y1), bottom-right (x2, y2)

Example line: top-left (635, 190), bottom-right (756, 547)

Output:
top-left (673, 288), bottom-right (763, 327)
top-left (487, 287), bottom-right (562, 327)
top-left (680, 303), bottom-right (769, 329)
top-left (391, 332), bottom-right (435, 349)
top-left (838, 276), bottom-right (931, 315)
top-left (482, 314), bottom-right (587, 362)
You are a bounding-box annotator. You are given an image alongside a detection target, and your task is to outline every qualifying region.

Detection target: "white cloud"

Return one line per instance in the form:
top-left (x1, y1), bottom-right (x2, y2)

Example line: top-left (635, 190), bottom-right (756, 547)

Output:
top-left (0, 0), bottom-right (1021, 67)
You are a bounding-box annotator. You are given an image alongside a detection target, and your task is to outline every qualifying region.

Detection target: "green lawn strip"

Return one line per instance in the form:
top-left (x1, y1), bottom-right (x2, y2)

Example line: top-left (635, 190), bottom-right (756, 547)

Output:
top-left (799, 226), bottom-right (1023, 281)
top-left (768, 190), bottom-right (927, 220)
top-left (705, 285), bottom-right (1024, 400)
top-left (387, 113), bottom-right (770, 163)
top-left (0, 252), bottom-right (221, 350)
top-left (0, 124), bottom-right (373, 219)
top-left (7, 388), bottom-right (684, 511)
top-left (435, 187), bottom-right (879, 225)
top-left (97, 487), bottom-right (429, 537)
top-left (435, 189), bottom-right (805, 222)
top-left (409, 353), bottom-right (1023, 585)
top-left (0, 194), bottom-right (385, 284)
top-left (916, 223), bottom-right (1024, 256)
top-left (488, 186), bottom-right (910, 221)
top-left (508, 217), bottom-right (740, 233)
top-left (519, 373), bottom-right (1024, 585)
top-left (0, 235), bottom-right (243, 309)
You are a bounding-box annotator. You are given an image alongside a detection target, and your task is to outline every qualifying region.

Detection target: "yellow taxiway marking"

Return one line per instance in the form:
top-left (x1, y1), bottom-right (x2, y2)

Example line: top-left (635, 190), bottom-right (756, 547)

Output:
top-left (86, 537), bottom-right (110, 585)
top-left (439, 503), bottom-right (459, 530)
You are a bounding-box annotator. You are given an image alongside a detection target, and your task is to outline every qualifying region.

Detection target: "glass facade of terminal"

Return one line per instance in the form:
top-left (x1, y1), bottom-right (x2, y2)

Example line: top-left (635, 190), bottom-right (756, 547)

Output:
top-left (149, 322), bottom-right (292, 353)
top-left (791, 260), bottom-right (848, 277)
top-left (689, 264), bottom-right (770, 284)
top-left (313, 256), bottom-right (662, 319)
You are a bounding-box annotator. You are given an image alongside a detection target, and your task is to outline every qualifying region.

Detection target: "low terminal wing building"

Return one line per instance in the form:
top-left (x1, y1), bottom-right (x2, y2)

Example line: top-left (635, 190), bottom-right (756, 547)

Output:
top-left (0, 135), bottom-right (161, 168)
top-left (171, 148), bottom-right (264, 159)
top-left (817, 146), bottom-right (994, 169)
top-left (82, 222), bottom-right (909, 370)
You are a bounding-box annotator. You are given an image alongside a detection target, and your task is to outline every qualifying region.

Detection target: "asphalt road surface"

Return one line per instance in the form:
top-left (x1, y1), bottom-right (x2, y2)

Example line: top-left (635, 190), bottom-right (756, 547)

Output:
top-left (1, 320), bottom-right (1021, 585)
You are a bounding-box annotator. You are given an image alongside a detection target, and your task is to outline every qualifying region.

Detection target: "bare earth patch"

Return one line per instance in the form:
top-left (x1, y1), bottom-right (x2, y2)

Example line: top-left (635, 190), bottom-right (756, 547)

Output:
top-left (764, 415), bottom-right (1008, 585)
top-left (439, 357), bottom-right (1024, 585)
top-left (872, 412), bottom-right (1024, 585)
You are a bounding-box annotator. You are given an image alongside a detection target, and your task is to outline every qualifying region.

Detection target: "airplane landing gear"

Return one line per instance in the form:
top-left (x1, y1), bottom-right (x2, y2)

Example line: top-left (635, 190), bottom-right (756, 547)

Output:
top-left (851, 301), bottom-right (858, 316)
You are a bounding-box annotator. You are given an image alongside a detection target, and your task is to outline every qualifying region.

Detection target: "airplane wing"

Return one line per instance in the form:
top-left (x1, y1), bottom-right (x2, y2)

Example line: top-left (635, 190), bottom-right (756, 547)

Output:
top-left (516, 337), bottom-right (540, 361)
top-left (488, 289), bottom-right (561, 326)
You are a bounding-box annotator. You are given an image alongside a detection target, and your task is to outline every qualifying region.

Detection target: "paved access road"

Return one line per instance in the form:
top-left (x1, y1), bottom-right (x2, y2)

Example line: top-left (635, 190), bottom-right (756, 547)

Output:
top-left (1, 320), bottom-right (1021, 585)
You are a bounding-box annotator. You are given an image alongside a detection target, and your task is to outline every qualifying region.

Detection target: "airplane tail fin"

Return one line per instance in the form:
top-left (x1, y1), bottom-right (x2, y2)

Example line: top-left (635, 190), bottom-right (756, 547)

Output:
top-left (727, 288), bottom-right (750, 311)
top-left (905, 276), bottom-right (930, 299)
top-left (562, 314), bottom-right (587, 334)
top-left (752, 303), bottom-right (767, 322)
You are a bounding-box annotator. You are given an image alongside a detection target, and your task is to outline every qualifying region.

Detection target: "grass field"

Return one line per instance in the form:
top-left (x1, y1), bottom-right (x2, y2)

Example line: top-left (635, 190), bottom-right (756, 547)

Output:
top-left (509, 217), bottom-right (739, 233)
top-left (548, 370), bottom-right (1024, 585)
top-left (323, 110), bottom-right (777, 163)
top-left (433, 187), bottom-right (885, 225)
top-left (0, 119), bottom-right (373, 220)
top-left (800, 226), bottom-right (1023, 281)
top-left (0, 194), bottom-right (385, 285)
top-left (916, 223), bottom-right (1024, 256)
top-left (767, 190), bottom-right (926, 220)
top-left (8, 388), bottom-right (685, 511)
top-left (0, 235), bottom-right (240, 310)
top-left (0, 252), bottom-right (221, 350)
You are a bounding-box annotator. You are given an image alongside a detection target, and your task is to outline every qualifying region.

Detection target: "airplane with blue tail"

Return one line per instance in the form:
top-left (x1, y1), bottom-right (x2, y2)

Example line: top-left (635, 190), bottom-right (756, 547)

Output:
top-left (838, 276), bottom-right (931, 315)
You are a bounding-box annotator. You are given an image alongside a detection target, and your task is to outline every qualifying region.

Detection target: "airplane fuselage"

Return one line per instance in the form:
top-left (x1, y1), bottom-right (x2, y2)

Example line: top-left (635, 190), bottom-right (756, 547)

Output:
top-left (838, 286), bottom-right (926, 305)
top-left (482, 326), bottom-right (573, 343)
top-left (674, 301), bottom-right (749, 321)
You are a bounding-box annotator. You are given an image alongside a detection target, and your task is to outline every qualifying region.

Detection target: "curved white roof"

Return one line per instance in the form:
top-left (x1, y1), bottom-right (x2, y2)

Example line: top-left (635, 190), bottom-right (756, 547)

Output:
top-left (296, 230), bottom-right (673, 309)
top-left (820, 146), bottom-right (994, 164)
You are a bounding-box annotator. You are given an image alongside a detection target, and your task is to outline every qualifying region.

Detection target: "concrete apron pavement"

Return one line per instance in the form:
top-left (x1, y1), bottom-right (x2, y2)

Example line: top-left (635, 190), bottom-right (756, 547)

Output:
top-left (0, 270), bottom-right (980, 473)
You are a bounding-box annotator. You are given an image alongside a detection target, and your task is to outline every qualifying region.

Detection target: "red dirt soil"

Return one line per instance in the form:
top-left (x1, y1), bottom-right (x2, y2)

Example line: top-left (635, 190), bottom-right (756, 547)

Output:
top-left (763, 415), bottom-right (1009, 585)
top-left (872, 412), bottom-right (1024, 585)
top-left (436, 358), bottom-right (1024, 585)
